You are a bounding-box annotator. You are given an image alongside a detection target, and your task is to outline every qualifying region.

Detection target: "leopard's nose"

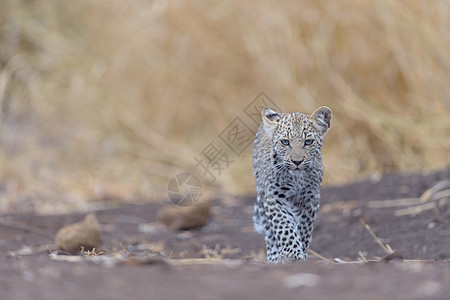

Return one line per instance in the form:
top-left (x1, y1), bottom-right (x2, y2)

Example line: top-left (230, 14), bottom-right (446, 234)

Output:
top-left (292, 159), bottom-right (304, 166)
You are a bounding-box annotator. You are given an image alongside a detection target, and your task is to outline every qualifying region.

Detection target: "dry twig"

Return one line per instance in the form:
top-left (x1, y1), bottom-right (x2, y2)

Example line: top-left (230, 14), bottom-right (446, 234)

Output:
top-left (8, 244), bottom-right (56, 257)
top-left (368, 198), bottom-right (423, 208)
top-left (308, 249), bottom-right (335, 263)
top-left (120, 242), bottom-right (132, 257)
top-left (360, 219), bottom-right (392, 254)
top-left (394, 202), bottom-right (437, 216)
top-left (420, 180), bottom-right (450, 202)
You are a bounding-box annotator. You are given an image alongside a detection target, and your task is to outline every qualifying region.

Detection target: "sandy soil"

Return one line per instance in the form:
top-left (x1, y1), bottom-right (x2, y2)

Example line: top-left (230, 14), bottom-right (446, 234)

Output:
top-left (1, 168), bottom-right (449, 299)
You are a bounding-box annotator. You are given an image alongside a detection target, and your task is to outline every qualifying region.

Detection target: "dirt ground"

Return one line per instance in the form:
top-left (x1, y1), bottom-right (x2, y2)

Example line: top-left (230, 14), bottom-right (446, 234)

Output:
top-left (1, 168), bottom-right (449, 300)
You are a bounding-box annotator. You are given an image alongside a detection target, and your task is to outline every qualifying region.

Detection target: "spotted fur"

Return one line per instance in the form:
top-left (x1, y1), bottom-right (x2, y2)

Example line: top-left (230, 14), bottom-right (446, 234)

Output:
top-left (253, 106), bottom-right (332, 263)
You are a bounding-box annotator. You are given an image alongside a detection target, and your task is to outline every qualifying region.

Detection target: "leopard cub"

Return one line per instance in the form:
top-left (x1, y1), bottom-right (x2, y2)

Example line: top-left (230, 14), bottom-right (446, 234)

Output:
top-left (252, 106), bottom-right (332, 263)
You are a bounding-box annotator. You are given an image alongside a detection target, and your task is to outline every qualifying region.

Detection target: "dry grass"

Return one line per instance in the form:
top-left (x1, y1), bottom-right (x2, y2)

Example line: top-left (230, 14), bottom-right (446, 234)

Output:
top-left (200, 244), bottom-right (241, 260)
top-left (1, 0), bottom-right (449, 213)
top-left (80, 246), bottom-right (104, 257)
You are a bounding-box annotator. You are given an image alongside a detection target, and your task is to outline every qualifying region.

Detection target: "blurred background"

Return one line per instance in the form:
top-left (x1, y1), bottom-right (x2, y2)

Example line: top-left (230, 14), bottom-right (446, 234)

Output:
top-left (0, 0), bottom-right (449, 214)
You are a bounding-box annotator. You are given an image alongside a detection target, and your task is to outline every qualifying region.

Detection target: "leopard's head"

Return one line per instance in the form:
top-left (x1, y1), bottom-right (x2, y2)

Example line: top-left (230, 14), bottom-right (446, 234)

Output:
top-left (262, 106), bottom-right (332, 172)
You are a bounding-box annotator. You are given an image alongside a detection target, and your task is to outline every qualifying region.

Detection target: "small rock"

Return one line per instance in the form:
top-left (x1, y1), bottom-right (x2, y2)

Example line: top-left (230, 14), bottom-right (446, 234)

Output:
top-left (55, 213), bottom-right (102, 255)
top-left (157, 200), bottom-right (211, 230)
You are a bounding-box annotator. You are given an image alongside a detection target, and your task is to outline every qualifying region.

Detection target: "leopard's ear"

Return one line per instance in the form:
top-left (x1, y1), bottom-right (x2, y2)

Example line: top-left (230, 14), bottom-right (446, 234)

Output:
top-left (261, 107), bottom-right (281, 135)
top-left (310, 106), bottom-right (332, 136)
top-left (262, 107), bottom-right (281, 125)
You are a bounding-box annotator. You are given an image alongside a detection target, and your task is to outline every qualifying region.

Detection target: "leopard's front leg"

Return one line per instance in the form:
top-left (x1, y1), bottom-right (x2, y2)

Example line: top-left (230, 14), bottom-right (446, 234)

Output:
top-left (263, 195), bottom-right (306, 263)
top-left (293, 200), bottom-right (319, 259)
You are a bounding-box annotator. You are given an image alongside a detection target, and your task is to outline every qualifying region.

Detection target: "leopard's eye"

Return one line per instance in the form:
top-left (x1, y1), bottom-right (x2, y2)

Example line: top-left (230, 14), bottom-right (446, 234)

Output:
top-left (304, 139), bottom-right (314, 146)
top-left (280, 139), bottom-right (290, 146)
